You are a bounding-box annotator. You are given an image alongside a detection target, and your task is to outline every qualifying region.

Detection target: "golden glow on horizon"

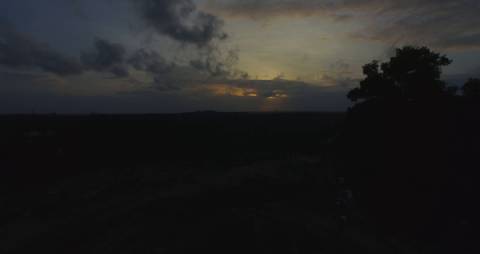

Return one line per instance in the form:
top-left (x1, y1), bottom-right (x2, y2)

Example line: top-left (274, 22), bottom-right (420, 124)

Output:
top-left (206, 84), bottom-right (290, 102)
top-left (266, 90), bottom-right (289, 100)
top-left (208, 84), bottom-right (258, 97)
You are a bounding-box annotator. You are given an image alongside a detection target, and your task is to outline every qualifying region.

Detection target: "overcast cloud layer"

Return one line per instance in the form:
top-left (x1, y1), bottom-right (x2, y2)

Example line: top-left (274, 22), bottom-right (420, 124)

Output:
top-left (206, 0), bottom-right (480, 50)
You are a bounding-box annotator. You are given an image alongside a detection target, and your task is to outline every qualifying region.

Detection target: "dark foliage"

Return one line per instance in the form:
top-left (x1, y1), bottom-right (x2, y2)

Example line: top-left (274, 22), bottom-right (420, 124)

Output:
top-left (347, 46), bottom-right (452, 102)
top-left (463, 78), bottom-right (480, 99)
top-left (336, 46), bottom-right (479, 253)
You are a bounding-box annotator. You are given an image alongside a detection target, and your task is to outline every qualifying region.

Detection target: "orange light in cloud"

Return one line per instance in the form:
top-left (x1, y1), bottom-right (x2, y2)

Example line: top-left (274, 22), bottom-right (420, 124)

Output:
top-left (266, 90), bottom-right (288, 100)
top-left (208, 84), bottom-right (258, 97)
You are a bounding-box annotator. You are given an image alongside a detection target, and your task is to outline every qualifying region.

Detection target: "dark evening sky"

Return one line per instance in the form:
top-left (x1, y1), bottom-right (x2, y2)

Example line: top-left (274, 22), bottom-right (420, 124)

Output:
top-left (1, 0), bottom-right (480, 113)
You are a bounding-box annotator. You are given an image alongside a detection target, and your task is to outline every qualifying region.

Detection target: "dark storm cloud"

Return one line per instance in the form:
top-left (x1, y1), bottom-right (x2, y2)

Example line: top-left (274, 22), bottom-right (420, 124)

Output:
top-left (189, 48), bottom-right (240, 77)
top-left (126, 47), bottom-right (246, 92)
top-left (208, 0), bottom-right (480, 50)
top-left (128, 49), bottom-right (173, 74)
top-left (0, 20), bottom-right (84, 76)
top-left (0, 19), bottom-right (135, 77)
top-left (132, 0), bottom-right (227, 47)
top-left (81, 38), bottom-right (129, 77)
top-left (127, 49), bottom-right (185, 91)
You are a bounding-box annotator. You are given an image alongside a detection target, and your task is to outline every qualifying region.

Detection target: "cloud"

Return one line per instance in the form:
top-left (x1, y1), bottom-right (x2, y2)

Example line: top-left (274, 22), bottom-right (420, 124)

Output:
top-left (0, 20), bottom-right (133, 78)
top-left (207, 0), bottom-right (480, 50)
top-left (124, 46), bottom-right (248, 92)
top-left (189, 48), bottom-right (242, 77)
top-left (0, 0), bottom-right (358, 113)
top-left (0, 20), bottom-right (84, 76)
top-left (205, 0), bottom-right (357, 20)
top-left (0, 0), bottom-right (238, 92)
top-left (191, 78), bottom-right (352, 111)
top-left (0, 69), bottom-right (351, 113)
top-left (128, 48), bottom-right (173, 74)
top-left (131, 0), bottom-right (227, 47)
top-left (351, 1), bottom-right (480, 50)
top-left (0, 19), bottom-right (186, 83)
top-left (127, 48), bottom-right (197, 91)
top-left (429, 33), bottom-right (480, 51)
top-left (81, 38), bottom-right (129, 77)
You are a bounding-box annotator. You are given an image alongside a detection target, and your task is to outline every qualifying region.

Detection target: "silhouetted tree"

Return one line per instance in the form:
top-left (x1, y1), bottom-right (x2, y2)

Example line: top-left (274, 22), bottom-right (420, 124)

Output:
top-left (462, 78), bottom-right (480, 99)
top-left (335, 46), bottom-right (478, 253)
top-left (348, 46), bottom-right (452, 103)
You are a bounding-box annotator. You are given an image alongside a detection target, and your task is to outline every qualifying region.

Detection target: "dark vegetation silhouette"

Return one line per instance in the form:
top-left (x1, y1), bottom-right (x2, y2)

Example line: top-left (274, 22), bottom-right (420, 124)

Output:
top-left (335, 46), bottom-right (479, 253)
top-left (347, 46), bottom-right (454, 102)
top-left (1, 47), bottom-right (478, 254)
top-left (463, 78), bottom-right (480, 99)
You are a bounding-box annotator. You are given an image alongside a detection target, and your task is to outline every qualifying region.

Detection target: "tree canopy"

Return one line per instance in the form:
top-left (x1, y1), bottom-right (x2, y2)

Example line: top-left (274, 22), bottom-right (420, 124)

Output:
top-left (348, 46), bottom-right (452, 102)
top-left (462, 78), bottom-right (480, 99)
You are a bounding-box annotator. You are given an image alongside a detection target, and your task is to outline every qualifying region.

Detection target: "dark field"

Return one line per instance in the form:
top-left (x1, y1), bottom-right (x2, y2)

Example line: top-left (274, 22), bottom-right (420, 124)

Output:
top-left (2, 113), bottom-right (368, 254)
top-left (2, 106), bottom-right (478, 254)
